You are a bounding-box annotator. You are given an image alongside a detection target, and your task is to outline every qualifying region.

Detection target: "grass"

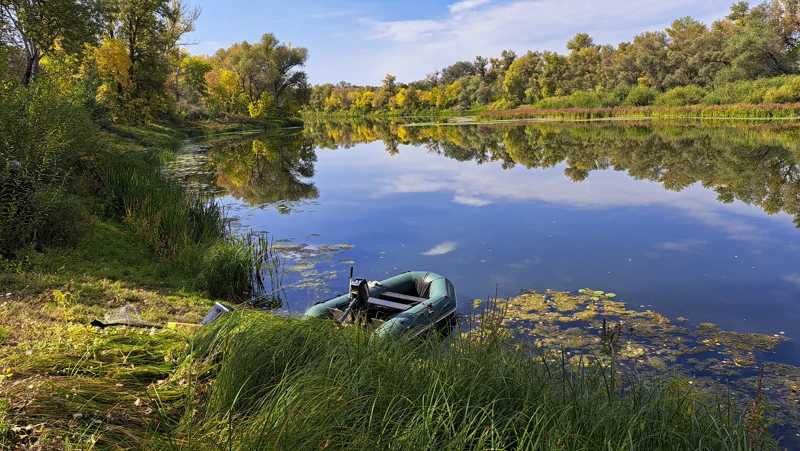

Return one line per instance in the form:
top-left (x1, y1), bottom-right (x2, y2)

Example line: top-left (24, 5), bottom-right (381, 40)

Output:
top-left (0, 221), bottom-right (210, 449)
top-left (0, 119), bottom-right (282, 449)
top-left (144, 311), bottom-right (775, 450)
top-left (478, 103), bottom-right (800, 121)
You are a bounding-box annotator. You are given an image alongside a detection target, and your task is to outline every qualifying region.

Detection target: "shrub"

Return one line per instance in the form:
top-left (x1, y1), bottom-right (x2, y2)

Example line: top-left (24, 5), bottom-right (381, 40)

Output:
top-left (655, 85), bottom-right (707, 107)
top-left (764, 77), bottom-right (800, 103)
top-left (0, 80), bottom-right (100, 257)
top-left (625, 86), bottom-right (659, 106)
top-left (536, 95), bottom-right (571, 109)
top-left (36, 193), bottom-right (92, 248)
top-left (568, 90), bottom-right (603, 108)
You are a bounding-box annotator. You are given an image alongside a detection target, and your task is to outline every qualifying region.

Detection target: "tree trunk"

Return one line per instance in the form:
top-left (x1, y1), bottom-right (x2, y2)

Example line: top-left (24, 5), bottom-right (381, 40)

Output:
top-left (21, 48), bottom-right (40, 87)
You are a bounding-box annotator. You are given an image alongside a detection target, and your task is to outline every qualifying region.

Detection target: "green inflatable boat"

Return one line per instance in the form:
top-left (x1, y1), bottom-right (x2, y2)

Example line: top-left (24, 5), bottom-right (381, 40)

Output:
top-left (304, 270), bottom-right (457, 339)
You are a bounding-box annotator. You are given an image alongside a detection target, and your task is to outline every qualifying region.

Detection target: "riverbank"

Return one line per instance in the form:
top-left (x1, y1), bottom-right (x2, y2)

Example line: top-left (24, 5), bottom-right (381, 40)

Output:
top-left (0, 118), bottom-right (282, 448)
top-left (477, 103), bottom-right (800, 122)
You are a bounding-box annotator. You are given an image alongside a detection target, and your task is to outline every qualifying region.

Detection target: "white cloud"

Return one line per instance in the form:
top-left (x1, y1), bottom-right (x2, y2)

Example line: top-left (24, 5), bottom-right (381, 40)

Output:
top-left (655, 239), bottom-right (708, 252)
top-left (309, 9), bottom-right (360, 20)
top-left (423, 241), bottom-right (459, 256)
top-left (357, 0), bottom-right (732, 83)
top-left (783, 272), bottom-right (800, 289)
top-left (372, 19), bottom-right (447, 43)
top-left (454, 195), bottom-right (491, 207)
top-left (449, 0), bottom-right (491, 14)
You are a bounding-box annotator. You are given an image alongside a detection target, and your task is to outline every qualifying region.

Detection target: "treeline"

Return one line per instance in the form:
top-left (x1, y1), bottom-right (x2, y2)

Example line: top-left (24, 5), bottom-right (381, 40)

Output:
top-left (0, 0), bottom-right (308, 123)
top-left (303, 119), bottom-right (800, 227)
top-left (307, 0), bottom-right (800, 115)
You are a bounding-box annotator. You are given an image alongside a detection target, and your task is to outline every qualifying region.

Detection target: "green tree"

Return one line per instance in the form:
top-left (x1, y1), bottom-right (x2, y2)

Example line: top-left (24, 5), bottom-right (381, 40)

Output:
top-left (104, 0), bottom-right (199, 120)
top-left (504, 51), bottom-right (543, 103)
top-left (0, 0), bottom-right (103, 86)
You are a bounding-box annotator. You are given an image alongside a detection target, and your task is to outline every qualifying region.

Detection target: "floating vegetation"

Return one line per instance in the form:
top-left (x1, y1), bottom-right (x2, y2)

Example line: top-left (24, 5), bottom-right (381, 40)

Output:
top-left (478, 288), bottom-right (800, 428)
top-left (270, 241), bottom-right (356, 303)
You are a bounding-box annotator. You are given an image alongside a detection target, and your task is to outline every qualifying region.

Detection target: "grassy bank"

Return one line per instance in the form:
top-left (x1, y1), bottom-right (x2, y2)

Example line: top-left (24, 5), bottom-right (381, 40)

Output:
top-left (0, 108), bottom-right (284, 448)
top-left (477, 103), bottom-right (800, 121)
top-left (143, 311), bottom-right (776, 450)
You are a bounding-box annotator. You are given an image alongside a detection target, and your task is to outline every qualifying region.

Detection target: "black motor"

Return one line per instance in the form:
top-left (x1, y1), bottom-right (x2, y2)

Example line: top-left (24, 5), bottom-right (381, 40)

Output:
top-left (349, 278), bottom-right (370, 308)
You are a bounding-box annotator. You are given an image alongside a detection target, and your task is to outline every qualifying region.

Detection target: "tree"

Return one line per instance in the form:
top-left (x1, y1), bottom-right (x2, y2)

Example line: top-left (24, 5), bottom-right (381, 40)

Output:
top-left (567, 32), bottom-right (595, 52)
top-left (504, 51), bottom-right (543, 103)
top-left (441, 60), bottom-right (476, 84)
top-left (664, 17), bottom-right (720, 87)
top-left (0, 0), bottom-right (103, 86)
top-left (219, 33), bottom-right (308, 117)
top-left (718, 1), bottom-right (798, 81)
top-left (103, 0), bottom-right (199, 119)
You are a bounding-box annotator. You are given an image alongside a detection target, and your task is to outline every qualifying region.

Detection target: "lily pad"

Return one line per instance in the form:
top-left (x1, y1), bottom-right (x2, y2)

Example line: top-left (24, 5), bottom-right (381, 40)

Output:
top-left (606, 293), bottom-right (617, 298)
top-left (578, 289), bottom-right (586, 293)
top-left (593, 291), bottom-right (605, 295)
top-left (590, 297), bottom-right (600, 301)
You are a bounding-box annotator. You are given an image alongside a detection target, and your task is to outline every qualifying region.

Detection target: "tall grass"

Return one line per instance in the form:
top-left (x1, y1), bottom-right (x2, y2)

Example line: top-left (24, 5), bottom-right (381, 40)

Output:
top-left (100, 164), bottom-right (223, 258)
top-left (149, 312), bottom-right (774, 450)
top-left (480, 103), bottom-right (800, 121)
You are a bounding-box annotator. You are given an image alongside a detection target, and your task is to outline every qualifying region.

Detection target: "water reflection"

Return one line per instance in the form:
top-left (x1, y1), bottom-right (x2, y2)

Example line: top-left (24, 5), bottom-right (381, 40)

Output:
top-left (304, 119), bottom-right (800, 227)
top-left (210, 132), bottom-right (319, 213)
top-left (197, 120), bottom-right (800, 347)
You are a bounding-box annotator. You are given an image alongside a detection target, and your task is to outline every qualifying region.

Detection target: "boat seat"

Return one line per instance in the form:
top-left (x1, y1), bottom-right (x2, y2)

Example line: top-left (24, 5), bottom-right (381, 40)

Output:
top-left (367, 297), bottom-right (413, 311)
top-left (380, 291), bottom-right (427, 304)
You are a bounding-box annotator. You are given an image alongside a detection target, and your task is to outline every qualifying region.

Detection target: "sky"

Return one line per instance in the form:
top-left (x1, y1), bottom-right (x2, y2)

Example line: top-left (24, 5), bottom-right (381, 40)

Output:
top-left (185, 0), bottom-right (737, 86)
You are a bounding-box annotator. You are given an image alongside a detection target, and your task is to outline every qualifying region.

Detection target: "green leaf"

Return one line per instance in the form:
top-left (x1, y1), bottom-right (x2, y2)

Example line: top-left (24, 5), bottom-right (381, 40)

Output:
top-left (606, 293), bottom-right (617, 298)
top-left (578, 289), bottom-right (586, 293)
top-left (593, 291), bottom-right (605, 295)
top-left (590, 297), bottom-right (600, 301)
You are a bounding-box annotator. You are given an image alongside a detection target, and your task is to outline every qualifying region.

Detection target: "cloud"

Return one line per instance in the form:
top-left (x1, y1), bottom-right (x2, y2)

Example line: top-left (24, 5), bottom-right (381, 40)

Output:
top-left (655, 239), bottom-right (708, 252)
top-left (309, 9), bottom-right (360, 20)
top-left (453, 195), bottom-right (491, 207)
top-left (422, 241), bottom-right (458, 256)
top-left (449, 0), bottom-right (491, 14)
top-left (783, 272), bottom-right (800, 289)
top-left (373, 19), bottom-right (447, 42)
top-left (358, 0), bottom-right (731, 83)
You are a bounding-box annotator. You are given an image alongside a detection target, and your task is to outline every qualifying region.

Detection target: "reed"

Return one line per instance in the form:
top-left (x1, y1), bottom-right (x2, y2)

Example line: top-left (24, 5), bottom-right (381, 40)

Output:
top-left (99, 163), bottom-right (224, 258)
top-left (148, 312), bottom-right (775, 450)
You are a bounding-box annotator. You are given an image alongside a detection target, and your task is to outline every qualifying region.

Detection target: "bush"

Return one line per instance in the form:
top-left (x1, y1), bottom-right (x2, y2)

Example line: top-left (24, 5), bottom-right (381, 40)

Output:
top-left (536, 95), bottom-right (571, 109)
top-left (568, 90), bottom-right (603, 108)
top-left (625, 86), bottom-right (659, 106)
top-left (764, 77), bottom-right (800, 103)
top-left (37, 193), bottom-right (92, 247)
top-left (0, 80), bottom-right (100, 257)
top-left (655, 85), bottom-right (707, 107)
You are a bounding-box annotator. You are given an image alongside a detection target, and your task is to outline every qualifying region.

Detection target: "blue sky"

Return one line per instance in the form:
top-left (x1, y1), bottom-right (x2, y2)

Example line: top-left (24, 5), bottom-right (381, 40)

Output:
top-left (185, 0), bottom-right (736, 86)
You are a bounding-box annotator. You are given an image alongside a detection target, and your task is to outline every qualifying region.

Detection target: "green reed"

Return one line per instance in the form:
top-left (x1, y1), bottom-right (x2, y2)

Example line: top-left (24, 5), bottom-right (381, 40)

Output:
top-left (148, 312), bottom-right (775, 451)
top-left (100, 163), bottom-right (224, 259)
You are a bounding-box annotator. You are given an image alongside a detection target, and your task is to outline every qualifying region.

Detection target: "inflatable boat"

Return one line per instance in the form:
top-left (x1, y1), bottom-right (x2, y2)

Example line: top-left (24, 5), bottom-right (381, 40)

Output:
top-left (304, 270), bottom-right (457, 339)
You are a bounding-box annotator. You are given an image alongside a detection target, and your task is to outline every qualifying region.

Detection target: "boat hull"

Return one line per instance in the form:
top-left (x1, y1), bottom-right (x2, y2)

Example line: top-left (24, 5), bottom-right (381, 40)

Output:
top-left (304, 271), bottom-right (457, 339)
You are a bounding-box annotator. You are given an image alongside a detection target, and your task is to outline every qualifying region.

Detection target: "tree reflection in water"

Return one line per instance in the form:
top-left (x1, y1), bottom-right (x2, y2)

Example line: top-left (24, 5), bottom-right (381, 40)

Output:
top-left (211, 132), bottom-right (319, 213)
top-left (304, 119), bottom-right (800, 227)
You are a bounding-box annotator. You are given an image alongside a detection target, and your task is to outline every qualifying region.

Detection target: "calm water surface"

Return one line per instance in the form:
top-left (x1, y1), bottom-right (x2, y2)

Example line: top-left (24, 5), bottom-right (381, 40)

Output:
top-left (185, 120), bottom-right (800, 363)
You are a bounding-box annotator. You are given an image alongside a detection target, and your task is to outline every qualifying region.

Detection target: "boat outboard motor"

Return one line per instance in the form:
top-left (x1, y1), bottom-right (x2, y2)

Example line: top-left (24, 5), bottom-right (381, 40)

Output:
top-left (340, 275), bottom-right (370, 322)
top-left (349, 278), bottom-right (369, 306)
